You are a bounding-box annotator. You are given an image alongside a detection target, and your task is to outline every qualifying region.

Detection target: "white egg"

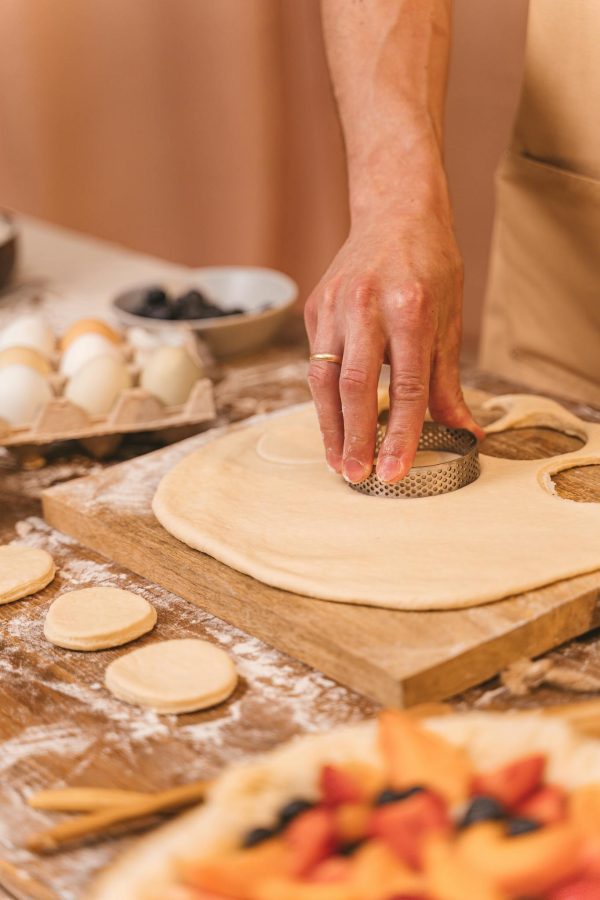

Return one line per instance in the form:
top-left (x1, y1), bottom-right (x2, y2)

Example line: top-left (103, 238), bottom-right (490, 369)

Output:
top-left (140, 346), bottom-right (203, 407)
top-left (0, 314), bottom-right (55, 358)
top-left (60, 333), bottom-right (123, 377)
top-left (65, 355), bottom-right (132, 417)
top-left (126, 326), bottom-right (163, 368)
top-left (126, 326), bottom-right (188, 367)
top-left (0, 364), bottom-right (53, 426)
top-left (126, 326), bottom-right (162, 353)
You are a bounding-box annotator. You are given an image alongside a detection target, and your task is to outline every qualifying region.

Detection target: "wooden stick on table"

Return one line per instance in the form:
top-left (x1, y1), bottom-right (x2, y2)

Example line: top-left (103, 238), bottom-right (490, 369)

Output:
top-left (26, 780), bottom-right (210, 854)
top-left (28, 787), bottom-right (151, 813)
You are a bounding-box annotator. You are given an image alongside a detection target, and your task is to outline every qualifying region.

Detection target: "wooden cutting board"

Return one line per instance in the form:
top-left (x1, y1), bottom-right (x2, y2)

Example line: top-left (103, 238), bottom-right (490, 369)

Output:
top-left (41, 401), bottom-right (600, 707)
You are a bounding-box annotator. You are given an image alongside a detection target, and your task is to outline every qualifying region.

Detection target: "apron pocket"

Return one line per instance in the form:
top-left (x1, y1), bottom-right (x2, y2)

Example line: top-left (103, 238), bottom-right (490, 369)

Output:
top-left (482, 150), bottom-right (600, 400)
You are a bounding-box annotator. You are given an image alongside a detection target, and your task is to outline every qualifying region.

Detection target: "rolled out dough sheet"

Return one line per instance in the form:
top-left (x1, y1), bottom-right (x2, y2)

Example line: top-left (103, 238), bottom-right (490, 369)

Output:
top-left (152, 395), bottom-right (600, 611)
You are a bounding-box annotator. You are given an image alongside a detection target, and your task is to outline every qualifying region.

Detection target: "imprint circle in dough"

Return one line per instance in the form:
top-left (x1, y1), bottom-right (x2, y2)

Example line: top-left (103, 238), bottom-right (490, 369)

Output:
top-left (256, 407), bottom-right (324, 464)
top-left (105, 639), bottom-right (238, 714)
top-left (44, 587), bottom-right (157, 651)
top-left (0, 545), bottom-right (55, 604)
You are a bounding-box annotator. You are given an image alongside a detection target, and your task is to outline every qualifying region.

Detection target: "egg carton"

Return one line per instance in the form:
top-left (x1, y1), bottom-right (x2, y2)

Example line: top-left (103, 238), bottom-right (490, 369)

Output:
top-left (0, 321), bottom-right (217, 455)
top-left (0, 378), bottom-right (216, 448)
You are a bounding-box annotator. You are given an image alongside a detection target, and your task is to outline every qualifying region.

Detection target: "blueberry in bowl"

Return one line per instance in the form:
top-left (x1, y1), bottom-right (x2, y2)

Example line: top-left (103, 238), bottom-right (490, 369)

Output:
top-left (171, 289), bottom-right (239, 320)
top-left (112, 267), bottom-right (298, 359)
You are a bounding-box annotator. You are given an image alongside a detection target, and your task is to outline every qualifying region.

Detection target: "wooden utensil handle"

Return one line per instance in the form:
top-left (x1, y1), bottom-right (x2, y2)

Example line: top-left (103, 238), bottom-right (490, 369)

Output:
top-left (28, 787), bottom-right (151, 812)
top-left (26, 780), bottom-right (210, 853)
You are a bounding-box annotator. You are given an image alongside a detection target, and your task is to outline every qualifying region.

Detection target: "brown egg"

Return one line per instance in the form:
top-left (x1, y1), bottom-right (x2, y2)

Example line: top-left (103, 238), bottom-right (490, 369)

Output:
top-left (0, 345), bottom-right (52, 377)
top-left (61, 318), bottom-right (122, 352)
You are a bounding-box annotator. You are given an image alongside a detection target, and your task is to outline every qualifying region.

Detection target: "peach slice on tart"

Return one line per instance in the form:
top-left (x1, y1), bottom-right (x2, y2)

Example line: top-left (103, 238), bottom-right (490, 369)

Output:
top-left (457, 820), bottom-right (582, 897)
top-left (378, 709), bottom-right (472, 806)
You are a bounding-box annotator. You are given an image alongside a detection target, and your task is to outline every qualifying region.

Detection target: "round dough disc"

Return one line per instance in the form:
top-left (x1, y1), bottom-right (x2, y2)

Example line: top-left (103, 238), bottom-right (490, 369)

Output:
top-left (105, 639), bottom-right (237, 714)
top-left (0, 545), bottom-right (55, 604)
top-left (44, 586), bottom-right (157, 651)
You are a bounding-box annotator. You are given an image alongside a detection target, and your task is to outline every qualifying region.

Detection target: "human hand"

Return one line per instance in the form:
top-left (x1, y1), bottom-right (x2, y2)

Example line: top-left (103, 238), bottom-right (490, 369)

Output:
top-left (305, 210), bottom-right (484, 484)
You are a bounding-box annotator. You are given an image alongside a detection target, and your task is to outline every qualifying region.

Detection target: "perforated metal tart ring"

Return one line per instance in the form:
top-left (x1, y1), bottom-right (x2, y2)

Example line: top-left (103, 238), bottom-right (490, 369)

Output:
top-left (349, 415), bottom-right (480, 499)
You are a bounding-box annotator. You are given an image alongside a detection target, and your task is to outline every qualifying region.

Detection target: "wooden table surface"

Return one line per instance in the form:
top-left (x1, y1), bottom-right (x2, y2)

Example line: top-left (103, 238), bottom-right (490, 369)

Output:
top-left (2, 220), bottom-right (600, 899)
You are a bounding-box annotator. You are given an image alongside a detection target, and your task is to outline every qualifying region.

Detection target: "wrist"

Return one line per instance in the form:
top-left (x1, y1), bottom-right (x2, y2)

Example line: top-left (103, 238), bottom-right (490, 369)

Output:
top-left (349, 165), bottom-right (453, 229)
top-left (347, 124), bottom-right (452, 225)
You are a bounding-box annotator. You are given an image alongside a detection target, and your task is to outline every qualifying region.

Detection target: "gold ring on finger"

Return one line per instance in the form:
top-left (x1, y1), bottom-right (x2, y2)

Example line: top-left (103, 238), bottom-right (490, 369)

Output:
top-left (309, 353), bottom-right (342, 365)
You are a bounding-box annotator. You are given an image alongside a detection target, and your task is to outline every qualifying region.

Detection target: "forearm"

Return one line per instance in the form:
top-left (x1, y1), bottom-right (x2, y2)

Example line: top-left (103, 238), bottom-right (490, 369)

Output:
top-left (308, 0), bottom-right (478, 485)
top-left (321, 0), bottom-right (453, 221)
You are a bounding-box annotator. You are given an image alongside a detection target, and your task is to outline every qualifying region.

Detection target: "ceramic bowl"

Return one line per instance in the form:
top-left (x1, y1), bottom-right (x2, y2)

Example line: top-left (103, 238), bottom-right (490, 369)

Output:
top-left (112, 266), bottom-right (298, 359)
top-left (0, 213), bottom-right (18, 290)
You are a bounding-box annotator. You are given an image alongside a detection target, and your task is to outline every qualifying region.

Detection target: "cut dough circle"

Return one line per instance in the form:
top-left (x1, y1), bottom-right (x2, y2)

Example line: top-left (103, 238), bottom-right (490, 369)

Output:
top-left (0, 545), bottom-right (55, 604)
top-left (44, 587), bottom-right (157, 651)
top-left (105, 639), bottom-right (238, 714)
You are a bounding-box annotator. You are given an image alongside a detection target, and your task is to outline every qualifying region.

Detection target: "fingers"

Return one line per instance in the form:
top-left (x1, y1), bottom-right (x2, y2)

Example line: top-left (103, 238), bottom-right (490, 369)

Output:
top-left (429, 365), bottom-right (486, 441)
top-left (428, 331), bottom-right (486, 441)
top-left (376, 292), bottom-right (435, 483)
top-left (307, 279), bottom-right (475, 486)
top-left (306, 293), bottom-right (344, 473)
top-left (339, 319), bottom-right (384, 484)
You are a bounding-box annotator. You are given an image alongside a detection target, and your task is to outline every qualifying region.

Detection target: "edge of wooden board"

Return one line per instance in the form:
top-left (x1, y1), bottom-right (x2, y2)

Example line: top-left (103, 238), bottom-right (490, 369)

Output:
top-left (42, 491), bottom-right (401, 704)
top-left (402, 580), bottom-right (600, 705)
top-left (42, 487), bottom-right (600, 707)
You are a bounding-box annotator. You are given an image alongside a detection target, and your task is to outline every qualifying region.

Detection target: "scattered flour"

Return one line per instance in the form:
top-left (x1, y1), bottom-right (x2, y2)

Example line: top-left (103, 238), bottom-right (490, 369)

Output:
top-left (1, 510), bottom-right (373, 899)
top-left (0, 724), bottom-right (93, 774)
top-left (2, 516), bottom-right (373, 771)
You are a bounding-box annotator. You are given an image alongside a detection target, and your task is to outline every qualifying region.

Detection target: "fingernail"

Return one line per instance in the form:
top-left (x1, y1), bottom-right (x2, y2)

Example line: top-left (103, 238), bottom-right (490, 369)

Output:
top-left (377, 455), bottom-right (404, 483)
top-left (326, 451), bottom-right (342, 473)
top-left (343, 457), bottom-right (369, 484)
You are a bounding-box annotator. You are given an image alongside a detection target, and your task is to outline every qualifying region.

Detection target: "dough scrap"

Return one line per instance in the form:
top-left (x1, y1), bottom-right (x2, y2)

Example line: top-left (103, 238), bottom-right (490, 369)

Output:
top-left (153, 395), bottom-right (600, 611)
top-left (0, 545), bottom-right (55, 604)
top-left (44, 586), bottom-right (157, 651)
top-left (105, 638), bottom-right (237, 714)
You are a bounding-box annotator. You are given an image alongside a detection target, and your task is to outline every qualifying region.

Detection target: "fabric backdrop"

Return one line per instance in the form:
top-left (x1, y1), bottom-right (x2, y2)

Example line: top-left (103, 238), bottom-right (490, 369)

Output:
top-left (0, 0), bottom-right (528, 343)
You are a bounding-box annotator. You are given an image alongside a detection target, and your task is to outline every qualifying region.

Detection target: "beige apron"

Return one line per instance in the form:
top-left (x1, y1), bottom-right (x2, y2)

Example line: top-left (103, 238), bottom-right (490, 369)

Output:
top-left (479, 0), bottom-right (600, 406)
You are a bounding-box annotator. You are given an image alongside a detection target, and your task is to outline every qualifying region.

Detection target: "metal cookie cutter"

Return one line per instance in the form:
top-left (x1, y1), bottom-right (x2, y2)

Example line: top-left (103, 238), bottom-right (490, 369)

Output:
top-left (350, 413), bottom-right (480, 499)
